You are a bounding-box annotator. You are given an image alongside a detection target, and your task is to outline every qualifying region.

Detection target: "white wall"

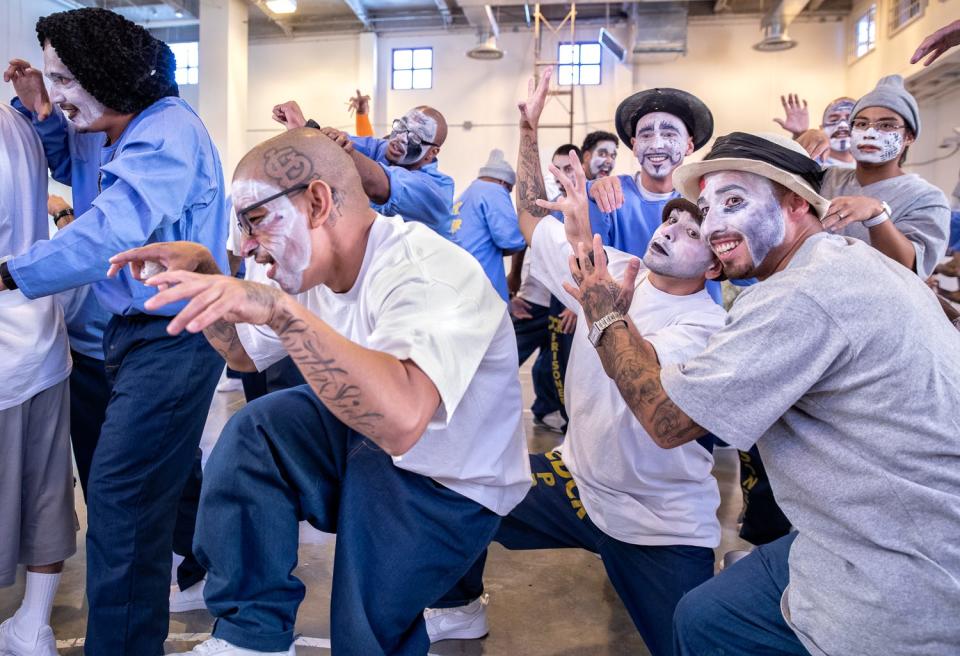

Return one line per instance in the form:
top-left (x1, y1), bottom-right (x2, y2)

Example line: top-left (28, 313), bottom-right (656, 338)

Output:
top-left (0, 0), bottom-right (64, 101)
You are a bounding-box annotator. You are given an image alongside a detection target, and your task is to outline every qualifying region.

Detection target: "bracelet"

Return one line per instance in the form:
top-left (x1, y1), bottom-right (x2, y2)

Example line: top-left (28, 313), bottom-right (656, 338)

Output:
top-left (52, 208), bottom-right (74, 226)
top-left (863, 201), bottom-right (891, 228)
top-left (0, 261), bottom-right (18, 290)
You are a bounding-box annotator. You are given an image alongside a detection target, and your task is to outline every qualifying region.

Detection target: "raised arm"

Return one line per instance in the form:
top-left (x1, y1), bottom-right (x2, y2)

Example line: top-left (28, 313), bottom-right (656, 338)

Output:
top-left (515, 70), bottom-right (553, 244)
top-left (563, 237), bottom-right (705, 448)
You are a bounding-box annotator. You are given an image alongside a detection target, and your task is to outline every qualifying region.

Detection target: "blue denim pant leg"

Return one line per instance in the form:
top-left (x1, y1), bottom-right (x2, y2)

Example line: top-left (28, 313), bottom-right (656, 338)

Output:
top-left (68, 349), bottom-right (109, 500)
top-left (83, 315), bottom-right (222, 656)
top-left (673, 532), bottom-right (809, 656)
top-left (512, 302), bottom-right (561, 418)
top-left (195, 385), bottom-right (501, 655)
top-left (434, 452), bottom-right (713, 656)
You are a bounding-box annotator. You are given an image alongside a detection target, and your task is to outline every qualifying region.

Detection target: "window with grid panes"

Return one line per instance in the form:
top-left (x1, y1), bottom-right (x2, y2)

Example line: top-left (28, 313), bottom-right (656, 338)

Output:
top-left (557, 42), bottom-right (602, 86)
top-left (392, 48), bottom-right (433, 90)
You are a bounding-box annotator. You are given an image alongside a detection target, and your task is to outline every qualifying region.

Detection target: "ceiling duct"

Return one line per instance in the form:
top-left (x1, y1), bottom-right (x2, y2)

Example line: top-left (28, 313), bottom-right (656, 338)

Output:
top-left (754, 0), bottom-right (809, 52)
top-left (630, 4), bottom-right (688, 59)
top-left (465, 5), bottom-right (505, 60)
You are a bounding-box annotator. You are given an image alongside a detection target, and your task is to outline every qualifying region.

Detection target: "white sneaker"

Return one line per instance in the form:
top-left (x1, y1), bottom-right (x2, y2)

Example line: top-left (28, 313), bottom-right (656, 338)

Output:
top-left (170, 579), bottom-right (207, 613)
top-left (168, 637), bottom-right (295, 655)
top-left (0, 618), bottom-right (59, 656)
top-left (216, 377), bottom-right (243, 393)
top-left (533, 411), bottom-right (566, 434)
top-left (423, 594), bottom-right (489, 642)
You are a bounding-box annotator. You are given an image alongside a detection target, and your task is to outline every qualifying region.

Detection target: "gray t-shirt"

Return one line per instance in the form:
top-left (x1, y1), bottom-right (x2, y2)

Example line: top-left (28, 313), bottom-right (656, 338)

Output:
top-left (661, 233), bottom-right (960, 656)
top-left (821, 167), bottom-right (950, 279)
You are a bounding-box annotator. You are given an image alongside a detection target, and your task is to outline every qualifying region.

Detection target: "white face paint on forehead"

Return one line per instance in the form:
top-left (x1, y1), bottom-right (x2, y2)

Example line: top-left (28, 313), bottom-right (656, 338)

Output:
top-left (851, 127), bottom-right (903, 164)
top-left (633, 112), bottom-right (689, 181)
top-left (698, 171), bottom-right (785, 277)
top-left (642, 208), bottom-right (714, 279)
top-left (232, 178), bottom-right (313, 294)
top-left (822, 100), bottom-right (855, 154)
top-left (42, 45), bottom-right (107, 132)
top-left (588, 140), bottom-right (618, 178)
top-left (387, 108), bottom-right (439, 166)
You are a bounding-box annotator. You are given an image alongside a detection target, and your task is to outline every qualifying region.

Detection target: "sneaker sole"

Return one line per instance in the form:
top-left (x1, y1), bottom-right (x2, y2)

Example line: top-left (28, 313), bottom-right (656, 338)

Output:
top-left (429, 627), bottom-right (489, 642)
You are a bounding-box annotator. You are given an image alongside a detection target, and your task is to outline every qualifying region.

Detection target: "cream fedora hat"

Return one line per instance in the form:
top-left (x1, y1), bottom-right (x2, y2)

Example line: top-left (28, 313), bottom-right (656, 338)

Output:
top-left (673, 132), bottom-right (831, 218)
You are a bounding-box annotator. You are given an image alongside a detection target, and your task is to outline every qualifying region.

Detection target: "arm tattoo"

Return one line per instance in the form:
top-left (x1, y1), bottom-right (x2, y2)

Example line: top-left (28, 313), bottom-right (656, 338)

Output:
top-left (597, 323), bottom-right (706, 448)
top-left (271, 307), bottom-right (384, 432)
top-left (516, 130), bottom-right (550, 218)
top-left (203, 320), bottom-right (244, 362)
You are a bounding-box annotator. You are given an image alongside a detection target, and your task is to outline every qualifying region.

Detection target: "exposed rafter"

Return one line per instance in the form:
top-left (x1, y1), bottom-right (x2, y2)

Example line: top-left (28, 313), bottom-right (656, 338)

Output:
top-left (251, 0), bottom-right (294, 37)
top-left (341, 0), bottom-right (374, 30)
top-left (434, 0), bottom-right (453, 27)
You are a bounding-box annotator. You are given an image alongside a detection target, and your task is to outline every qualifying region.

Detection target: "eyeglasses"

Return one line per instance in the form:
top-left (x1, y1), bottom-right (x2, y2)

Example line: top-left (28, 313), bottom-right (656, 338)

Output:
top-left (390, 119), bottom-right (439, 148)
top-left (235, 183), bottom-right (311, 236)
top-left (851, 119), bottom-right (905, 133)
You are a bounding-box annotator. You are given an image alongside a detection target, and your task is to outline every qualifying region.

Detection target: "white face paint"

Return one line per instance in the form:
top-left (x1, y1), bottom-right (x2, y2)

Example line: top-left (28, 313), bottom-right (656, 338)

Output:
top-left (551, 154), bottom-right (575, 197)
top-left (232, 178), bottom-right (313, 294)
top-left (588, 140), bottom-right (618, 178)
top-left (851, 127), bottom-right (903, 164)
top-left (821, 100), bottom-right (854, 153)
top-left (698, 171), bottom-right (785, 279)
top-left (387, 109), bottom-right (439, 167)
top-left (42, 45), bottom-right (107, 131)
top-left (633, 112), bottom-right (689, 181)
top-left (642, 208), bottom-right (715, 279)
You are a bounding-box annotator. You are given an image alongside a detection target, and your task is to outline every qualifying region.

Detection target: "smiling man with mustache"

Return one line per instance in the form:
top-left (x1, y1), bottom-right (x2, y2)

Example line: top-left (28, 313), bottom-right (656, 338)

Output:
top-left (566, 130), bottom-right (960, 656)
top-left (585, 88), bottom-right (723, 303)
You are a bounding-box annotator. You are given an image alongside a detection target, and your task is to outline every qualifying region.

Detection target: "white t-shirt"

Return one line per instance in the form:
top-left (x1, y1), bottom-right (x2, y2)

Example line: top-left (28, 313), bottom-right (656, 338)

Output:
top-left (529, 217), bottom-right (725, 547)
top-left (237, 215), bottom-right (532, 516)
top-left (0, 105), bottom-right (71, 411)
top-left (517, 252), bottom-right (551, 307)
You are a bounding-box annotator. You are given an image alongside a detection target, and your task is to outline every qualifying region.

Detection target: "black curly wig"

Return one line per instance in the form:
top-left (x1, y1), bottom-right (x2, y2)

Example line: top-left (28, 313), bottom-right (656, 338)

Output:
top-left (37, 7), bottom-right (178, 114)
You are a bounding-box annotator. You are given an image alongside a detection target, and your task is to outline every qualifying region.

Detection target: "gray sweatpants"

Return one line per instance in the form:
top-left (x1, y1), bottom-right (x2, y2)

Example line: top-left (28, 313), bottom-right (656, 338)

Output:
top-left (0, 379), bottom-right (76, 586)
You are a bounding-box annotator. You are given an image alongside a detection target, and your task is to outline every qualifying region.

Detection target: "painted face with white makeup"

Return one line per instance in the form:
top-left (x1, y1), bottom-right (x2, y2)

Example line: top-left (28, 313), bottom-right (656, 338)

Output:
top-left (633, 112), bottom-right (691, 181)
top-left (697, 171), bottom-right (785, 279)
top-left (821, 99), bottom-right (855, 153)
top-left (643, 207), bottom-right (715, 279)
top-left (386, 108), bottom-right (439, 167)
top-left (588, 141), bottom-right (618, 178)
top-left (849, 107), bottom-right (911, 164)
top-left (233, 178), bottom-right (313, 294)
top-left (42, 44), bottom-right (107, 131)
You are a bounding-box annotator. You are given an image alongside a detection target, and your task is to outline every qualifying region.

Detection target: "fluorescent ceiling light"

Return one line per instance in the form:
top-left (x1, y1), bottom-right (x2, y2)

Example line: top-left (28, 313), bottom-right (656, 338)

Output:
top-left (265, 0), bottom-right (297, 13)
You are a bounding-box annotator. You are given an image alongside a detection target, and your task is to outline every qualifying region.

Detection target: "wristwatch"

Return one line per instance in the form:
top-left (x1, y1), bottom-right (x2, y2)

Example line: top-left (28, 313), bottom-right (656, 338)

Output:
top-left (863, 201), bottom-right (892, 228)
top-left (587, 311), bottom-right (626, 347)
top-left (52, 208), bottom-right (74, 228)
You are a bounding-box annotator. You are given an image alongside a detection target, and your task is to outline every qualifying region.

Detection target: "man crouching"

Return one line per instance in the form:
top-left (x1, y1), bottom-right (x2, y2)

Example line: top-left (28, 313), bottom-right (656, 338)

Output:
top-left (110, 128), bottom-right (532, 656)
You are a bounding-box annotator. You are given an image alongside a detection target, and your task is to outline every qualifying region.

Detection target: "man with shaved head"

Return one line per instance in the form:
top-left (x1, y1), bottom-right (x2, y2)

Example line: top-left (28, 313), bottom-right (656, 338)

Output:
top-left (110, 128), bottom-right (531, 656)
top-left (272, 99), bottom-right (456, 236)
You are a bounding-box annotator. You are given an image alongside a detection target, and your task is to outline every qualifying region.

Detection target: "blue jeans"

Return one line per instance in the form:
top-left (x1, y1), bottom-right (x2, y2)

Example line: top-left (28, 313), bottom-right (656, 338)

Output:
top-left (84, 315), bottom-right (221, 656)
top-left (68, 349), bottom-right (110, 500)
top-left (433, 451), bottom-right (715, 656)
top-left (512, 301), bottom-right (560, 418)
top-left (673, 533), bottom-right (809, 656)
top-left (195, 385), bottom-right (501, 655)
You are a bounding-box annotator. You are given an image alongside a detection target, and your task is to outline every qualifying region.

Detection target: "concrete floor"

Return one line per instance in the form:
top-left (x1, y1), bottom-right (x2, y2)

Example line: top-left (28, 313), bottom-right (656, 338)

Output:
top-left (0, 362), bottom-right (751, 656)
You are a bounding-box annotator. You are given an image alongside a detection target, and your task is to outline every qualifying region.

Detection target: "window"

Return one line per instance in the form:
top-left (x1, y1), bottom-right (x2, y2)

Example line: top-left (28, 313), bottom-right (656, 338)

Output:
top-left (392, 48), bottom-right (433, 90)
top-left (170, 41), bottom-right (199, 85)
top-left (889, 0), bottom-right (926, 34)
top-left (557, 42), bottom-right (602, 86)
top-left (854, 6), bottom-right (877, 59)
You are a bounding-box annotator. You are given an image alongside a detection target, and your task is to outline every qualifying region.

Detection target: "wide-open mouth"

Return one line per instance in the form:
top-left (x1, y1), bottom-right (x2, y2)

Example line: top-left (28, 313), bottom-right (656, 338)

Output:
top-left (649, 241), bottom-right (669, 256)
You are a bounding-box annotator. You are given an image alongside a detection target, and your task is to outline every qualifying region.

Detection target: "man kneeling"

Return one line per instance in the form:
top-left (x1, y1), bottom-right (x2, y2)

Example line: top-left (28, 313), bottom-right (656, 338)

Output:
top-left (110, 129), bottom-right (531, 656)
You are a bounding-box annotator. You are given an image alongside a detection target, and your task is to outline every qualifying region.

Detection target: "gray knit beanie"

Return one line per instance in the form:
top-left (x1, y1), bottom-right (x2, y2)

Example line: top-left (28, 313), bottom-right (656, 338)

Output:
top-left (851, 75), bottom-right (920, 137)
top-left (479, 149), bottom-right (516, 186)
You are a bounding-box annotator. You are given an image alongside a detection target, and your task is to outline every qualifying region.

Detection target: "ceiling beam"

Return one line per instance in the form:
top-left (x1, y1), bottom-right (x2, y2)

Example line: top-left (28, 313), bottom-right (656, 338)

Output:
top-left (250, 0), bottom-right (294, 37)
top-left (434, 0), bottom-right (453, 28)
top-left (340, 0), bottom-right (374, 30)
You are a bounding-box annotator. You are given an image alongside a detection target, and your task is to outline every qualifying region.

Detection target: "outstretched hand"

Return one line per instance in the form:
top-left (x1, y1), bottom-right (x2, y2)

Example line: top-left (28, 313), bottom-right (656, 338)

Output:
top-left (773, 93), bottom-right (810, 137)
top-left (562, 235), bottom-right (642, 325)
top-left (4, 59), bottom-right (52, 120)
top-left (911, 20), bottom-right (960, 66)
top-left (347, 89), bottom-right (371, 115)
top-left (142, 270), bottom-right (284, 335)
top-left (534, 151), bottom-right (592, 244)
top-left (272, 100), bottom-right (307, 130)
top-left (518, 68), bottom-right (552, 131)
top-left (108, 241), bottom-right (219, 285)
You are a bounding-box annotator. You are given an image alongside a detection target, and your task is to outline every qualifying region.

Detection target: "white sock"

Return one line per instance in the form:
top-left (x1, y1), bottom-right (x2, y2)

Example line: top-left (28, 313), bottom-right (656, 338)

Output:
top-left (12, 571), bottom-right (60, 638)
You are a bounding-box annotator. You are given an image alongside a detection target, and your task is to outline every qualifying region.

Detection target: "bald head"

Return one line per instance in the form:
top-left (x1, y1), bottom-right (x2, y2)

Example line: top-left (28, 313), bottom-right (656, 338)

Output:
top-left (416, 106), bottom-right (448, 146)
top-left (235, 128), bottom-right (362, 195)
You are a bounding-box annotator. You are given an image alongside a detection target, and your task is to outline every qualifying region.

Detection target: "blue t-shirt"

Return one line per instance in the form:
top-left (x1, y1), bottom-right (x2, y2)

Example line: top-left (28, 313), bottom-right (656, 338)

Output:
top-left (8, 97), bottom-right (230, 320)
top-left (586, 174), bottom-right (725, 304)
top-left (349, 136), bottom-right (455, 236)
top-left (950, 210), bottom-right (960, 251)
top-left (451, 180), bottom-right (526, 301)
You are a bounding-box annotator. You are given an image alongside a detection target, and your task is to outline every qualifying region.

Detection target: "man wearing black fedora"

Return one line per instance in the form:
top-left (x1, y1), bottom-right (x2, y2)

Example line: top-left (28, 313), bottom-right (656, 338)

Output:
top-left (586, 88), bottom-right (721, 301)
top-left (566, 131), bottom-right (960, 656)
